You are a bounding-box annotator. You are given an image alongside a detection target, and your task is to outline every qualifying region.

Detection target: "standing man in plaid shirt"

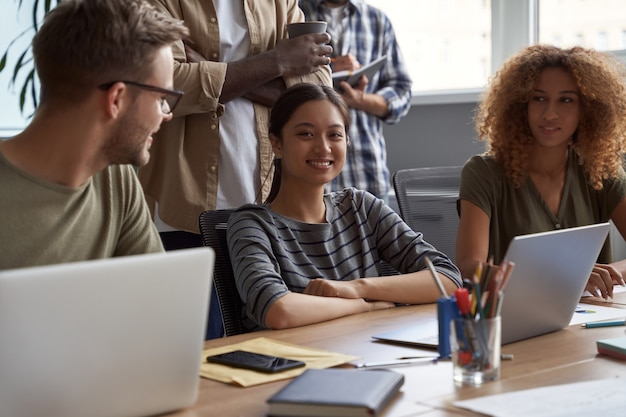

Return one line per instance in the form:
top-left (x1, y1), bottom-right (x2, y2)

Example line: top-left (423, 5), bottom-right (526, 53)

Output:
top-left (299, 0), bottom-right (412, 201)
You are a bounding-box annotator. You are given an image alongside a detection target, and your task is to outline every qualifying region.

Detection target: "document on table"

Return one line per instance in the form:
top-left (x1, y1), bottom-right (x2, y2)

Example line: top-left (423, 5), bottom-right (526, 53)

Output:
top-left (453, 378), bottom-right (626, 417)
top-left (199, 337), bottom-right (357, 387)
top-left (569, 302), bottom-right (626, 326)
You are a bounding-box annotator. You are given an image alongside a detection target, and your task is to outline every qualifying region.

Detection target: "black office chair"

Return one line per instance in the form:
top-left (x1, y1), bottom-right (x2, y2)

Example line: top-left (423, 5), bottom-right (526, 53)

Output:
top-left (392, 166), bottom-right (463, 263)
top-left (198, 209), bottom-right (249, 337)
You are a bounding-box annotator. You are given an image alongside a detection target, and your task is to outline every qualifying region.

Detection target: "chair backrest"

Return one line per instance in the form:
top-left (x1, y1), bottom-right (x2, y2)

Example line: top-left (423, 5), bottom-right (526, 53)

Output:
top-left (392, 166), bottom-right (463, 263)
top-left (198, 209), bottom-right (248, 337)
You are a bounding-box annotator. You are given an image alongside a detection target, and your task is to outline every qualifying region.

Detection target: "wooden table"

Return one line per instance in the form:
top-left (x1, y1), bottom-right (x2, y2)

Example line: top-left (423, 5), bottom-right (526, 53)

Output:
top-left (167, 292), bottom-right (626, 417)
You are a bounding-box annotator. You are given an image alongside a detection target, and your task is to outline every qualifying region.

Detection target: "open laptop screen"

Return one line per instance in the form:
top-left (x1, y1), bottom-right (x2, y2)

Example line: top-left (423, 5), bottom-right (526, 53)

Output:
top-left (0, 247), bottom-right (214, 417)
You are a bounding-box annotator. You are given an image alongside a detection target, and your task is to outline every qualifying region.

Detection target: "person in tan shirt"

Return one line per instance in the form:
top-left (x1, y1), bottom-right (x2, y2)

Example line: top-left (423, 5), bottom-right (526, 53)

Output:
top-left (139, 0), bottom-right (332, 237)
top-left (138, 0), bottom-right (332, 338)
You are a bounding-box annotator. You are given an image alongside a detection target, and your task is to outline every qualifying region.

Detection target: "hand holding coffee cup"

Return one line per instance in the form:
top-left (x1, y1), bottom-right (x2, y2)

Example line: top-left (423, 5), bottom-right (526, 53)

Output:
top-left (286, 21), bottom-right (327, 38)
top-left (279, 21), bottom-right (332, 72)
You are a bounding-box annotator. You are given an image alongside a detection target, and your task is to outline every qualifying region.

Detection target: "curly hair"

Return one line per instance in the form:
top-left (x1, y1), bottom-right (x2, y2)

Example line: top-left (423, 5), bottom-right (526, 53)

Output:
top-left (475, 44), bottom-right (626, 189)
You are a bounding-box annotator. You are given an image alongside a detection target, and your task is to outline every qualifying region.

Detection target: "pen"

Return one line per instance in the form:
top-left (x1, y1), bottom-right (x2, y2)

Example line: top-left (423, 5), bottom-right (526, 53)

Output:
top-left (454, 288), bottom-right (471, 318)
top-left (354, 357), bottom-right (439, 369)
top-left (581, 319), bottom-right (626, 328)
top-left (397, 354), bottom-right (514, 361)
top-left (396, 356), bottom-right (441, 360)
top-left (425, 256), bottom-right (448, 298)
top-left (453, 287), bottom-right (481, 357)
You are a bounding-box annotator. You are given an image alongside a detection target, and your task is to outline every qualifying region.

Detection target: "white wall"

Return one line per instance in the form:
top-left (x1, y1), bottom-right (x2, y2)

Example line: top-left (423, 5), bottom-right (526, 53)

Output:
top-left (385, 100), bottom-right (483, 174)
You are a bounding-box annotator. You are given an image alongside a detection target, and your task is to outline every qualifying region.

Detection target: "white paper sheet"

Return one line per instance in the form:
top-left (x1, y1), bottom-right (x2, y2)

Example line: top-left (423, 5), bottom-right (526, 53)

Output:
top-left (453, 378), bottom-right (626, 417)
top-left (569, 303), bottom-right (626, 326)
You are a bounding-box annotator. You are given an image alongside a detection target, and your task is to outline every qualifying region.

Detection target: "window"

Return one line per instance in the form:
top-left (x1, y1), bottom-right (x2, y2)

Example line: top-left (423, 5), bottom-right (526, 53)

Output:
top-left (3, 0), bottom-right (626, 134)
top-left (0, 2), bottom-right (34, 135)
top-left (365, 0), bottom-right (626, 95)
top-left (539, 0), bottom-right (626, 51)
top-left (366, 0), bottom-right (491, 92)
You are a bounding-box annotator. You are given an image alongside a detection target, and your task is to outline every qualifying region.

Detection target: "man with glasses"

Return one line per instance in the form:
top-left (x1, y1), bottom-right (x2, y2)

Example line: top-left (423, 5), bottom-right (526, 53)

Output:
top-left (0, 0), bottom-right (189, 269)
top-left (98, 80), bottom-right (184, 119)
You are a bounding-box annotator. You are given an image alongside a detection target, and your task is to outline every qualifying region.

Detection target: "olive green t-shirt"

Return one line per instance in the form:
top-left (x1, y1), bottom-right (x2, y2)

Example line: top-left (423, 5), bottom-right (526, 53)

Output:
top-left (0, 152), bottom-right (163, 270)
top-left (459, 151), bottom-right (626, 264)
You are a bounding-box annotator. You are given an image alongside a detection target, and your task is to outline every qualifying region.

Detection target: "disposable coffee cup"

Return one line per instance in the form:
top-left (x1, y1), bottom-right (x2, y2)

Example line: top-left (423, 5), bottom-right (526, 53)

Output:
top-left (287, 21), bottom-right (327, 38)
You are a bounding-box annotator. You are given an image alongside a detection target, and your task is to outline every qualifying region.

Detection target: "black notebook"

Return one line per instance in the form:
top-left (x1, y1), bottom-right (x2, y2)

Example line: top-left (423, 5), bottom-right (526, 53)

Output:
top-left (267, 368), bottom-right (404, 417)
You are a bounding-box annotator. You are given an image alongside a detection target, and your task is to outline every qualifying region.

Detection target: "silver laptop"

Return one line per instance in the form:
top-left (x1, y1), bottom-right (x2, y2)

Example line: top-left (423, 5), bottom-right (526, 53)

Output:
top-left (499, 222), bottom-right (609, 343)
top-left (0, 247), bottom-right (214, 417)
top-left (373, 223), bottom-right (610, 347)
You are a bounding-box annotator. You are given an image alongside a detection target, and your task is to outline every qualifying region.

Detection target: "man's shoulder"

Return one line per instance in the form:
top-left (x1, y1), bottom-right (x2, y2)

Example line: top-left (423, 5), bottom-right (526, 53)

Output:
top-left (99, 163), bottom-right (135, 176)
top-left (95, 164), bottom-right (139, 185)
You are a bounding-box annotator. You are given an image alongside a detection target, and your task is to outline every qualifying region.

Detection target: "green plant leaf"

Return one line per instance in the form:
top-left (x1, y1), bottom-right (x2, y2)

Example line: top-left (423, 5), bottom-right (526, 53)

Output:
top-left (0, 51), bottom-right (7, 73)
top-left (10, 48), bottom-right (32, 86)
top-left (0, 26), bottom-right (36, 76)
top-left (18, 69), bottom-right (36, 113)
top-left (29, 68), bottom-right (37, 109)
top-left (32, 0), bottom-right (40, 31)
top-left (7, 0), bottom-right (60, 115)
top-left (19, 72), bottom-right (30, 113)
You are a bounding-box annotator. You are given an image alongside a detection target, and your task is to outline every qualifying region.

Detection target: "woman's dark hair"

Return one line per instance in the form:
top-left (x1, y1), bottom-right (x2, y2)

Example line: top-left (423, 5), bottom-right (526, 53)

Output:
top-left (265, 83), bottom-right (350, 204)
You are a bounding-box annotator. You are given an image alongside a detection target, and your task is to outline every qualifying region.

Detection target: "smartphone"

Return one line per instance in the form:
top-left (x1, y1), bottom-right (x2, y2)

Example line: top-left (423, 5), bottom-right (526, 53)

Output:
top-left (206, 350), bottom-right (306, 373)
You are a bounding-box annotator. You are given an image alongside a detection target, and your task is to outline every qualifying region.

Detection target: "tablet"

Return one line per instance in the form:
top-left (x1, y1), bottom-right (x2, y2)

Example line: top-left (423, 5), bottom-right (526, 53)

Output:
top-left (332, 55), bottom-right (387, 88)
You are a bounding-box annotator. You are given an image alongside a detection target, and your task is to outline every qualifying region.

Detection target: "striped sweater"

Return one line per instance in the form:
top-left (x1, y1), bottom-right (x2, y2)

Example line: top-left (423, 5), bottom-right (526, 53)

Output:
top-left (227, 188), bottom-right (461, 330)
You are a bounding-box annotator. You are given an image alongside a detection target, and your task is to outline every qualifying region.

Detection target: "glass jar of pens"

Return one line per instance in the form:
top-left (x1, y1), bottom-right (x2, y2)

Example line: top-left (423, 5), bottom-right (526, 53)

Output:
top-left (451, 314), bottom-right (501, 385)
top-left (434, 258), bottom-right (514, 385)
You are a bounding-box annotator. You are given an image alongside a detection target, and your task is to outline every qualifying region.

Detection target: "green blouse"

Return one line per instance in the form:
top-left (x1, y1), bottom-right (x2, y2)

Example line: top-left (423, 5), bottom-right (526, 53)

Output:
top-left (459, 150), bottom-right (626, 264)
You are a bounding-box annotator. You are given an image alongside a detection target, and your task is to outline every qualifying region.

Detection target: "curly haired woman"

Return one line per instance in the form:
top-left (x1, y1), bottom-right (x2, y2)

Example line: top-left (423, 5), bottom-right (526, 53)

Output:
top-left (456, 44), bottom-right (626, 299)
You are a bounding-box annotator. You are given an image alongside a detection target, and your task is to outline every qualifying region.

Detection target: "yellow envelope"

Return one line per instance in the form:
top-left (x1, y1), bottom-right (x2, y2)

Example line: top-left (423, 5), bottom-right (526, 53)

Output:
top-left (200, 337), bottom-right (358, 387)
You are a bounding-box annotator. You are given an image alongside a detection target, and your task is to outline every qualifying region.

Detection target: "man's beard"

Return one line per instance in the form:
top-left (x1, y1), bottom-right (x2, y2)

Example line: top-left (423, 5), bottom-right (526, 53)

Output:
top-left (102, 109), bottom-right (152, 167)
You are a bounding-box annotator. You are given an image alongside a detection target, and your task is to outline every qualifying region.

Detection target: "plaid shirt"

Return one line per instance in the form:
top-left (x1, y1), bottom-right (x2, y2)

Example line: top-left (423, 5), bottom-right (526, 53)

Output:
top-left (299, 0), bottom-right (413, 199)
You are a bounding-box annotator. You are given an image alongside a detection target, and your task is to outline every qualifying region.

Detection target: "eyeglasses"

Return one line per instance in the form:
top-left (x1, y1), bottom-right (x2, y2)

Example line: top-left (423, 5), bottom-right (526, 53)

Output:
top-left (98, 80), bottom-right (184, 114)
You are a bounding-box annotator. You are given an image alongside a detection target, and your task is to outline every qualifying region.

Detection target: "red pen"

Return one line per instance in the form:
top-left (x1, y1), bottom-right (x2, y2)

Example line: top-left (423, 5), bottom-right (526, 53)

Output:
top-left (454, 288), bottom-right (471, 318)
top-left (453, 287), bottom-right (481, 365)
